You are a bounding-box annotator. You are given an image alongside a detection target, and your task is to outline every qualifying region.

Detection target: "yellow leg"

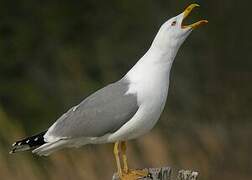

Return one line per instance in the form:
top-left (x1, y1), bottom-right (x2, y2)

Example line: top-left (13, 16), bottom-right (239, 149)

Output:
top-left (114, 141), bottom-right (149, 180)
top-left (121, 141), bottom-right (149, 179)
top-left (121, 141), bottom-right (129, 173)
top-left (113, 141), bottom-right (122, 178)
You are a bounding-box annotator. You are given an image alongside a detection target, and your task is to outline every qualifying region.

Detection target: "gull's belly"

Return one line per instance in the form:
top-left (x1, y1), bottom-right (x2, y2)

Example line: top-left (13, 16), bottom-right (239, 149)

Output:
top-left (106, 61), bottom-right (170, 142)
top-left (129, 98), bottom-right (166, 139)
top-left (107, 84), bottom-right (168, 142)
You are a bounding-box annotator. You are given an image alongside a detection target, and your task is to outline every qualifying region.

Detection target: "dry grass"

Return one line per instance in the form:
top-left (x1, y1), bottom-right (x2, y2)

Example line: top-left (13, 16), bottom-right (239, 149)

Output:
top-left (0, 107), bottom-right (251, 180)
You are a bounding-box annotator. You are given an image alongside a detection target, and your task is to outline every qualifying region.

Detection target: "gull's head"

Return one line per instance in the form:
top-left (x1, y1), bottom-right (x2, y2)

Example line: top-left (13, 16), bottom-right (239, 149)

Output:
top-left (152, 4), bottom-right (208, 52)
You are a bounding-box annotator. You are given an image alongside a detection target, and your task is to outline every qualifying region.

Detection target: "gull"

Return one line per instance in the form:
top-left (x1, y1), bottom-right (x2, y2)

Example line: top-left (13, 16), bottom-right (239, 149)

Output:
top-left (10, 4), bottom-right (207, 179)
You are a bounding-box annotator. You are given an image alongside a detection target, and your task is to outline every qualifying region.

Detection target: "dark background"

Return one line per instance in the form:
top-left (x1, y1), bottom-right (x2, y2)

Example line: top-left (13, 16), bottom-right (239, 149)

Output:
top-left (0, 0), bottom-right (251, 180)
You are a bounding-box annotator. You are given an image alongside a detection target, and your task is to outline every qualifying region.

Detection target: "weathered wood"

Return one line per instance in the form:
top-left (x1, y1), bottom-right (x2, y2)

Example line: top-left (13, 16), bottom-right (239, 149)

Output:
top-left (112, 167), bottom-right (199, 180)
top-left (177, 170), bottom-right (199, 180)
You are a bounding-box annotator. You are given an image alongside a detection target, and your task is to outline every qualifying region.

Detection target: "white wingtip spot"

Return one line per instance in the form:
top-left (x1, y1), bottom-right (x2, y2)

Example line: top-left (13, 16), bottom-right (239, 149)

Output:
top-left (12, 142), bottom-right (16, 146)
top-left (26, 140), bottom-right (30, 143)
top-left (34, 137), bottom-right (38, 141)
top-left (18, 142), bottom-right (22, 146)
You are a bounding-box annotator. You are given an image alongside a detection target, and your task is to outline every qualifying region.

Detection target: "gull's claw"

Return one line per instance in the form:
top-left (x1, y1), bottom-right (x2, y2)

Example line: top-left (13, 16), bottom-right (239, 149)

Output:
top-left (120, 169), bottom-right (149, 180)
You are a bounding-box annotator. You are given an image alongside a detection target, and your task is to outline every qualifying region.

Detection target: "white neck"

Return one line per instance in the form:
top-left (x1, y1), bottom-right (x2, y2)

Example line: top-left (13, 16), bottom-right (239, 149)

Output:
top-left (126, 24), bottom-right (184, 80)
top-left (125, 36), bottom-right (179, 82)
top-left (122, 30), bottom-right (182, 132)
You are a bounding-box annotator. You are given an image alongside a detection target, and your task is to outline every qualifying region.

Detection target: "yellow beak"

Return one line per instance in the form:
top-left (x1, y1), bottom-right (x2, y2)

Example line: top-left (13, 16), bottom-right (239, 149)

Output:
top-left (182, 3), bottom-right (208, 29)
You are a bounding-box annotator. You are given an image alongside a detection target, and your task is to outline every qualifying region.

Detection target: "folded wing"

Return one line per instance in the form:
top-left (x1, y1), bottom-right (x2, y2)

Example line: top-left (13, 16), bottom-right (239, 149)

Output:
top-left (45, 78), bottom-right (139, 139)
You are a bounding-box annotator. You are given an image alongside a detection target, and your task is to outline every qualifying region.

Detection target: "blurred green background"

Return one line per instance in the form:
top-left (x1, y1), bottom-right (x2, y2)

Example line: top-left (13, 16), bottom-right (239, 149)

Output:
top-left (0, 0), bottom-right (251, 180)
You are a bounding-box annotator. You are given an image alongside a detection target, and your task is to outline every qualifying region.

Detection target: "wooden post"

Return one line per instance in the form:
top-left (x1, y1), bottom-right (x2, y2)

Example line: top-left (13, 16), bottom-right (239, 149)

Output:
top-left (177, 170), bottom-right (199, 180)
top-left (112, 167), bottom-right (199, 180)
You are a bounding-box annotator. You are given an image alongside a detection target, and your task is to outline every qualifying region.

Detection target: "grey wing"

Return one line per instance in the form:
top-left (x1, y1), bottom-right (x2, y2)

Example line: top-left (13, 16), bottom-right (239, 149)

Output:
top-left (48, 78), bottom-right (139, 138)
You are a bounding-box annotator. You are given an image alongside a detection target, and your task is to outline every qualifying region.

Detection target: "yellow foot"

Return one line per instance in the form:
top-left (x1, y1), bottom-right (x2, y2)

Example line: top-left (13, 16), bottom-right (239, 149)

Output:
top-left (120, 169), bottom-right (149, 180)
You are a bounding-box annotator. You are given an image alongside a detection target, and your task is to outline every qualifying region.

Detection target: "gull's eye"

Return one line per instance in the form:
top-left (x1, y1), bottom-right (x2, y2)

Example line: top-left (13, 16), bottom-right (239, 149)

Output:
top-left (171, 21), bottom-right (176, 26)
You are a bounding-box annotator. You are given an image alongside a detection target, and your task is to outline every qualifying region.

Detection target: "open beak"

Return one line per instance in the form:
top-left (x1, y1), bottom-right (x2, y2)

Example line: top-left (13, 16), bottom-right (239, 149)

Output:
top-left (181, 4), bottom-right (208, 29)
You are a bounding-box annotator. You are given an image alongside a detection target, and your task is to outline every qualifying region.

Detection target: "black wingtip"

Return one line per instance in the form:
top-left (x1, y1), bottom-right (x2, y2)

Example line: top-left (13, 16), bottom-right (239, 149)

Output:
top-left (10, 131), bottom-right (47, 154)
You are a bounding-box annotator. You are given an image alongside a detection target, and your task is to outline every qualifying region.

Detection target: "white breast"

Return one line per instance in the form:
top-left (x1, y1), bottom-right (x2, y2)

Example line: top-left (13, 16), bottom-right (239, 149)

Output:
top-left (107, 55), bottom-right (172, 142)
